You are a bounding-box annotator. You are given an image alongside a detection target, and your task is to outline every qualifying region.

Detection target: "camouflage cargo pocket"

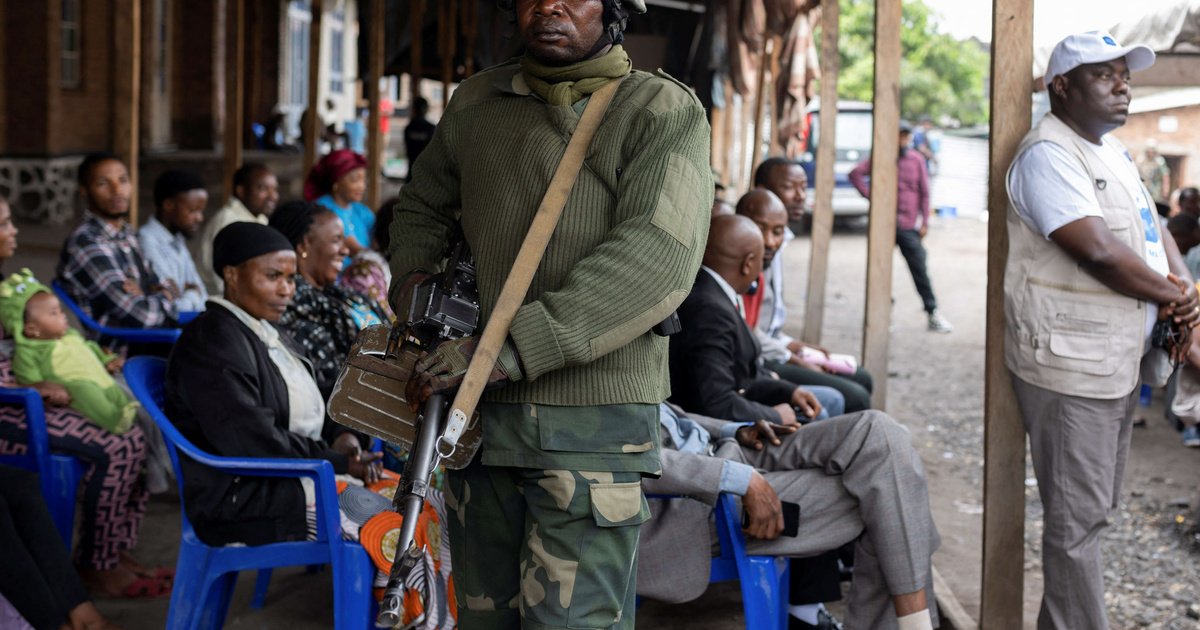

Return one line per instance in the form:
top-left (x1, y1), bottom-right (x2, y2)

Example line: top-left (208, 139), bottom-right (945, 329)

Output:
top-left (588, 481), bottom-right (650, 527)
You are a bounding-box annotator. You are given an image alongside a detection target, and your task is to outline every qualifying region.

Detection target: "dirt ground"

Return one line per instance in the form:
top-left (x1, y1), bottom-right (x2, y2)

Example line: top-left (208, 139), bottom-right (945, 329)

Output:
top-left (15, 136), bottom-right (1200, 629)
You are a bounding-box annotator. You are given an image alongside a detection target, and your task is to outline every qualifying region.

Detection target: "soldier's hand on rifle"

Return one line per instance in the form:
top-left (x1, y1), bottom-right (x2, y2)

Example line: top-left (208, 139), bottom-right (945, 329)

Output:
top-left (389, 270), bottom-right (431, 320)
top-left (407, 336), bottom-right (524, 410)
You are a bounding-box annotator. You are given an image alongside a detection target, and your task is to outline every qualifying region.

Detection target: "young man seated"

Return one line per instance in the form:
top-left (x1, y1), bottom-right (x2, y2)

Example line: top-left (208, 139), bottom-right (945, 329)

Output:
top-left (638, 402), bottom-right (940, 630)
top-left (56, 153), bottom-right (178, 335)
top-left (751, 159), bottom-right (877, 411)
top-left (139, 169), bottom-right (209, 312)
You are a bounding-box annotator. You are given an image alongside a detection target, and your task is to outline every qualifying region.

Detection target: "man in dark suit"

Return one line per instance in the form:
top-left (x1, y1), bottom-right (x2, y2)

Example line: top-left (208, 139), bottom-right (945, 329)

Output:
top-left (670, 214), bottom-right (851, 627)
top-left (670, 214), bottom-right (836, 425)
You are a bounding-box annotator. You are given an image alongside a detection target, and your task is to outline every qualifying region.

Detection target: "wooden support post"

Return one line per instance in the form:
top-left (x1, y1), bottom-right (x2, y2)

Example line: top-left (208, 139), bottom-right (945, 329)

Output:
top-left (366, 0), bottom-right (385, 209)
top-left (303, 0), bottom-right (324, 175)
top-left (410, 0), bottom-right (424, 103)
top-left (438, 0), bottom-right (457, 109)
top-left (980, 0), bottom-right (1032, 625)
top-left (223, 0), bottom-right (245, 203)
top-left (861, 0), bottom-right (901, 408)
top-left (748, 38), bottom-right (774, 188)
top-left (711, 103), bottom-right (727, 192)
top-left (802, 0), bottom-right (840, 344)
top-left (113, 0), bottom-right (141, 225)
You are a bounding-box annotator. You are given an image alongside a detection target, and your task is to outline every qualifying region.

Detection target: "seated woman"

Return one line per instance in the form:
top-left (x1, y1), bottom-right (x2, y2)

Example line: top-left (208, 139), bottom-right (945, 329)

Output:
top-left (164, 223), bottom-right (382, 545)
top-left (268, 201), bottom-right (388, 396)
top-left (0, 464), bottom-right (122, 630)
top-left (304, 149), bottom-right (374, 257)
top-left (0, 197), bottom-right (162, 599)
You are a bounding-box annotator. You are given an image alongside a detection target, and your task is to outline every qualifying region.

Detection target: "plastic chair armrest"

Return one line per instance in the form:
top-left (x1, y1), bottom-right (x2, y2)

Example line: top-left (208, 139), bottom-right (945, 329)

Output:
top-left (0, 387), bottom-right (52, 476)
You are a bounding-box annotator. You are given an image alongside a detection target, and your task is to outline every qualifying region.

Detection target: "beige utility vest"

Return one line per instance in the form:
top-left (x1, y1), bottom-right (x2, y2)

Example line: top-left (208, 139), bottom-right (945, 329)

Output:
top-left (1004, 113), bottom-right (1153, 400)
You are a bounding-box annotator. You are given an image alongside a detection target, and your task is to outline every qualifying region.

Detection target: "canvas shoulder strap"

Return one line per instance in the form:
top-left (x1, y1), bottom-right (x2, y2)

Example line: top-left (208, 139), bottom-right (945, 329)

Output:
top-left (438, 76), bottom-right (625, 454)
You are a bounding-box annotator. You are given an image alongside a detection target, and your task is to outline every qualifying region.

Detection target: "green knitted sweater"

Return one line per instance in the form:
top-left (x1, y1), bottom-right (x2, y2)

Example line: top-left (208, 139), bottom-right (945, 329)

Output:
top-left (389, 59), bottom-right (712, 406)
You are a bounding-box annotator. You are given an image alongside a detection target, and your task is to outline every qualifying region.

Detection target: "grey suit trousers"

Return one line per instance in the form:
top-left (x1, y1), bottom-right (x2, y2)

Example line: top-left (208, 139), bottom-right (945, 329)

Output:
top-left (1012, 374), bottom-right (1138, 630)
top-left (722, 410), bottom-right (940, 630)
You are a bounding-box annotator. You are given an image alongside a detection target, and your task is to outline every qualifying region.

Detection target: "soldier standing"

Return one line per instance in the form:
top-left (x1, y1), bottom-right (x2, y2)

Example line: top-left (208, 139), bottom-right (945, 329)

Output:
top-left (387, 0), bottom-right (712, 628)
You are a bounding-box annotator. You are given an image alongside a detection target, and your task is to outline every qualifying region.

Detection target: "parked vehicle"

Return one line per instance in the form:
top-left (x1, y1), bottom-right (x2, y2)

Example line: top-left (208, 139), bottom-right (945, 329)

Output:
top-left (798, 98), bottom-right (873, 218)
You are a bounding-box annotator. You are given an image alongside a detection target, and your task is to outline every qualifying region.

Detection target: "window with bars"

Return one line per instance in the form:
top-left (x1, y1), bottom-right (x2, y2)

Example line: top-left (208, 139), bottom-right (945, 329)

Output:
top-left (329, 8), bottom-right (345, 94)
top-left (60, 0), bottom-right (81, 88)
top-left (285, 0), bottom-right (312, 108)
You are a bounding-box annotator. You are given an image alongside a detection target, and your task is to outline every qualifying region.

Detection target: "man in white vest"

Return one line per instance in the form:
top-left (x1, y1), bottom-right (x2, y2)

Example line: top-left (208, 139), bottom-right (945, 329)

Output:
top-left (1006, 32), bottom-right (1200, 629)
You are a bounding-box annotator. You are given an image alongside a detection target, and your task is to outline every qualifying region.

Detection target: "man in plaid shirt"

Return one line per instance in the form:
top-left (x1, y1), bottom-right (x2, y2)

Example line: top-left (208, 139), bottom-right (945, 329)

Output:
top-left (56, 153), bottom-right (177, 334)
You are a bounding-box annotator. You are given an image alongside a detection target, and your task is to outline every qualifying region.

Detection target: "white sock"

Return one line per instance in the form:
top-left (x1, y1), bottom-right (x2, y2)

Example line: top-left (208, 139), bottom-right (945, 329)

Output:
top-left (789, 604), bottom-right (822, 624)
top-left (896, 609), bottom-right (933, 630)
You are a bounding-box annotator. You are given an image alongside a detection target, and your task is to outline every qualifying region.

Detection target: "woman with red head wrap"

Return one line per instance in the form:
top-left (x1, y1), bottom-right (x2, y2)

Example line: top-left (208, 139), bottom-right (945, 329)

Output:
top-left (304, 149), bottom-right (374, 257)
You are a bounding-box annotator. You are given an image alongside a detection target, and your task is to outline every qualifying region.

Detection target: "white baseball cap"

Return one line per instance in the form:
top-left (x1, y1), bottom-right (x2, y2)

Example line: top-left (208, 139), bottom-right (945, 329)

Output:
top-left (1044, 31), bottom-right (1155, 89)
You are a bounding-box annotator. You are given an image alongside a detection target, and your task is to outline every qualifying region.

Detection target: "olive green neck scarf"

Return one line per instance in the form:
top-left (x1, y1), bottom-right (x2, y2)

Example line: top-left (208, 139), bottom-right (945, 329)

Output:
top-left (520, 45), bottom-right (631, 107)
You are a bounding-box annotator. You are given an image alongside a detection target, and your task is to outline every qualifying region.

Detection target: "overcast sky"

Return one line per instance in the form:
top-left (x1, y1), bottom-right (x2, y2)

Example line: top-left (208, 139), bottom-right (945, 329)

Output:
top-left (921, 0), bottom-right (1175, 47)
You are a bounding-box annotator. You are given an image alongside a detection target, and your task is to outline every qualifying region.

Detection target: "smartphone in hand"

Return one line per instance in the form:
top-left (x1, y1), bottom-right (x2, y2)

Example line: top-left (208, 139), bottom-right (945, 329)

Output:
top-left (742, 500), bottom-right (801, 537)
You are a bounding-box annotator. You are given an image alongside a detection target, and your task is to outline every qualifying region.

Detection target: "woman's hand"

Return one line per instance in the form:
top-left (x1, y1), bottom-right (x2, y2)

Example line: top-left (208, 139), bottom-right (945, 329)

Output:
top-left (33, 382), bottom-right (71, 406)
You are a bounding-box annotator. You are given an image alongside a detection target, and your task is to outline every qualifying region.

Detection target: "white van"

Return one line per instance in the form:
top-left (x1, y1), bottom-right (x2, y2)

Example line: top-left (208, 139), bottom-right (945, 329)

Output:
top-left (797, 98), bottom-right (873, 218)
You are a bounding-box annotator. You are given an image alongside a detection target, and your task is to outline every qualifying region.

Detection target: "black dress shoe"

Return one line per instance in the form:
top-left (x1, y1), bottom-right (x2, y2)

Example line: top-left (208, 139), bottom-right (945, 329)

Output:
top-left (789, 608), bottom-right (845, 630)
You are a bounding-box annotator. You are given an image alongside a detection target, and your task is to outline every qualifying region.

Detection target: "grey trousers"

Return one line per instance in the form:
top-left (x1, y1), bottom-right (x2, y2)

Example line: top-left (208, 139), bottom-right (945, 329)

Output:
top-left (1011, 374), bottom-right (1138, 630)
top-left (718, 410), bottom-right (941, 630)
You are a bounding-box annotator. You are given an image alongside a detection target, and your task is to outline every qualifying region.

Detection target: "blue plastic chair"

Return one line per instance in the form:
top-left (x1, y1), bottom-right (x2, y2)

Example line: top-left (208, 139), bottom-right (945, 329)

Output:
top-left (0, 387), bottom-right (85, 548)
top-left (710, 493), bottom-right (791, 630)
top-left (646, 493), bottom-right (791, 630)
top-left (51, 281), bottom-right (182, 345)
top-left (123, 357), bottom-right (374, 630)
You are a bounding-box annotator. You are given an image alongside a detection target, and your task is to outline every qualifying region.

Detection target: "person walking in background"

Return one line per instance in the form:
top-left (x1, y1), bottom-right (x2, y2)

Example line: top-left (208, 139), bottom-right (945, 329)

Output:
top-left (912, 116), bottom-right (939, 176)
top-left (403, 97), bottom-right (436, 182)
top-left (849, 123), bottom-right (953, 333)
top-left (1006, 32), bottom-right (1199, 628)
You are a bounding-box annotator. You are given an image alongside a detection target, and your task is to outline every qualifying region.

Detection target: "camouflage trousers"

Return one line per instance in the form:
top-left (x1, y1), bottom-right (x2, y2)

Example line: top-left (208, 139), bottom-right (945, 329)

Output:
top-left (444, 458), bottom-right (650, 630)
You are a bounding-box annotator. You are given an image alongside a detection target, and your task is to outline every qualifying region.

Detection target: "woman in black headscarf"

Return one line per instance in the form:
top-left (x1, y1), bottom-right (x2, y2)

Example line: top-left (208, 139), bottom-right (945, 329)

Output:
top-left (268, 200), bottom-right (388, 396)
top-left (164, 222), bottom-right (381, 546)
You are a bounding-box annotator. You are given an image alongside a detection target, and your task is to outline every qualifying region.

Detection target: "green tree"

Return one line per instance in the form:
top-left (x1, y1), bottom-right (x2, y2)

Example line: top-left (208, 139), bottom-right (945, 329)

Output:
top-left (829, 0), bottom-right (989, 126)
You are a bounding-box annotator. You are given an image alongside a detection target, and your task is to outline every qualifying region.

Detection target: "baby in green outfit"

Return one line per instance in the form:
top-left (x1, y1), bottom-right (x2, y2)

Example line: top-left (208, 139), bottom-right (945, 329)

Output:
top-left (0, 269), bottom-right (138, 433)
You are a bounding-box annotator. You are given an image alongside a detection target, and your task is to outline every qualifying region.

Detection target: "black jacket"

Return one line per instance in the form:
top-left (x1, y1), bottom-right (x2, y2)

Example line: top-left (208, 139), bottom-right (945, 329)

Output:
top-left (668, 270), bottom-right (796, 423)
top-left (164, 303), bottom-right (349, 546)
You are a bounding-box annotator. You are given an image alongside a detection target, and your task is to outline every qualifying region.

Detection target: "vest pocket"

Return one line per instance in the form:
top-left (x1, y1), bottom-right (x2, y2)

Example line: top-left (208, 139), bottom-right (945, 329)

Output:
top-left (1034, 307), bottom-right (1121, 376)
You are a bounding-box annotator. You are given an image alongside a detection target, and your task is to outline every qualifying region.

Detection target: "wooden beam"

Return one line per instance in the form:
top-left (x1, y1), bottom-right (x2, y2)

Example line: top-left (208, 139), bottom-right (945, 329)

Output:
top-left (861, 0), bottom-right (901, 409)
top-left (112, 0), bottom-right (141, 225)
top-left (410, 0), bottom-right (424, 102)
top-left (223, 0), bottom-right (245, 203)
top-left (980, 0), bottom-right (1032, 625)
top-left (366, 0), bottom-right (385, 209)
top-left (303, 0), bottom-right (324, 174)
top-left (802, 0), bottom-right (840, 344)
top-left (748, 37), bottom-right (773, 189)
top-left (438, 0), bottom-right (457, 110)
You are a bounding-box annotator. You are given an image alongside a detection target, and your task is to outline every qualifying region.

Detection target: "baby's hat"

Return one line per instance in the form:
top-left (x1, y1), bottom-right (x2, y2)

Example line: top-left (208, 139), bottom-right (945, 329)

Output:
top-left (0, 269), bottom-right (51, 339)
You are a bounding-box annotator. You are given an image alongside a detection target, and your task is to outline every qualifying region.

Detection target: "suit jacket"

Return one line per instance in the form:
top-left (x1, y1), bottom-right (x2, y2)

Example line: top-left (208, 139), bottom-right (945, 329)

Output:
top-left (669, 270), bottom-right (796, 424)
top-left (637, 407), bottom-right (742, 603)
top-left (165, 303), bottom-right (350, 546)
